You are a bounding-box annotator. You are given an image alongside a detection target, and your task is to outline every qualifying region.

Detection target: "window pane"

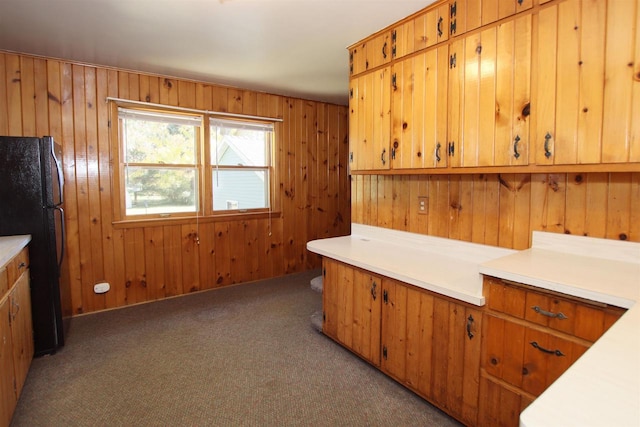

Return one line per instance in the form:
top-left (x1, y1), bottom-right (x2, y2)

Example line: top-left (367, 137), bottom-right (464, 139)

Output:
top-left (212, 169), bottom-right (269, 211)
top-left (210, 121), bottom-right (270, 167)
top-left (125, 167), bottom-right (197, 215)
top-left (123, 115), bottom-right (197, 164)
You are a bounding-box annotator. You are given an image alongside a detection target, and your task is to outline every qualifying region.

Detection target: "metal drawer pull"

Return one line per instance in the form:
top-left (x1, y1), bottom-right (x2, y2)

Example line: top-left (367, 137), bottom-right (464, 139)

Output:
top-left (530, 341), bottom-right (565, 357)
top-left (532, 305), bottom-right (568, 320)
top-left (466, 314), bottom-right (475, 340)
top-left (371, 281), bottom-right (377, 301)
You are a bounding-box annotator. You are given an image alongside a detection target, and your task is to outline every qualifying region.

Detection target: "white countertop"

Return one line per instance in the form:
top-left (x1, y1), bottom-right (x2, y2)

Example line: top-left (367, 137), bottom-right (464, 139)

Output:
top-left (307, 224), bottom-right (515, 306)
top-left (480, 232), bottom-right (640, 427)
top-left (0, 235), bottom-right (31, 269)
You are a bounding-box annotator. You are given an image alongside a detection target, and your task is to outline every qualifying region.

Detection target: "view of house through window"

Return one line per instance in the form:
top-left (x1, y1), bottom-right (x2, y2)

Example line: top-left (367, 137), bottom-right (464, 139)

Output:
top-left (116, 106), bottom-right (274, 219)
top-left (210, 119), bottom-right (273, 211)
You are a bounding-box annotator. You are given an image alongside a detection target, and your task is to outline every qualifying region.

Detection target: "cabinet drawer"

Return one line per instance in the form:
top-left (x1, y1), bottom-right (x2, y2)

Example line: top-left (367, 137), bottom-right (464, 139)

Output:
top-left (7, 247), bottom-right (29, 285)
top-left (482, 314), bottom-right (589, 397)
top-left (485, 276), bottom-right (625, 342)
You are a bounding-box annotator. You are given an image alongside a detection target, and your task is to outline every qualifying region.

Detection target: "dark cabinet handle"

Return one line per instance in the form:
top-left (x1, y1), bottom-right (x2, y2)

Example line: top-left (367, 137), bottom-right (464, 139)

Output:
top-left (371, 281), bottom-right (377, 300)
top-left (448, 141), bottom-right (455, 156)
top-left (514, 135), bottom-right (521, 159)
top-left (382, 41), bottom-right (388, 59)
top-left (435, 143), bottom-right (441, 162)
top-left (544, 132), bottom-right (552, 158)
top-left (18, 262), bottom-right (26, 269)
top-left (381, 149), bottom-right (386, 165)
top-left (532, 305), bottom-right (568, 320)
top-left (437, 17), bottom-right (443, 37)
top-left (466, 314), bottom-right (475, 340)
top-left (530, 341), bottom-right (565, 357)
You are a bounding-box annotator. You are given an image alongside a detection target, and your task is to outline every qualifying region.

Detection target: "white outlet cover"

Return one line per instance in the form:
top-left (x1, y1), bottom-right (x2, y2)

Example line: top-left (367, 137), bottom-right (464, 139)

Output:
top-left (94, 282), bottom-right (110, 294)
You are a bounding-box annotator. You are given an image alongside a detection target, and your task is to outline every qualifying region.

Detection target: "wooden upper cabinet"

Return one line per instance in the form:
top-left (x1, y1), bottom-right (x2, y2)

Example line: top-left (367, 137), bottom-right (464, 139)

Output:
top-left (482, 0), bottom-right (533, 26)
top-left (350, 31), bottom-right (391, 76)
top-left (414, 2), bottom-right (450, 51)
top-left (392, 20), bottom-right (415, 60)
top-left (349, 67), bottom-right (391, 171)
top-left (534, 0), bottom-right (640, 165)
top-left (392, 45), bottom-right (449, 169)
top-left (450, 0), bottom-right (482, 36)
top-left (448, 14), bottom-right (532, 167)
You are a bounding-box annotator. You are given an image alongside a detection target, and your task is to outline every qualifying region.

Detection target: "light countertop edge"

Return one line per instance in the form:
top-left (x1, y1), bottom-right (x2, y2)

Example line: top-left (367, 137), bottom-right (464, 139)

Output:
top-left (307, 224), bottom-right (516, 307)
top-left (0, 235), bottom-right (31, 269)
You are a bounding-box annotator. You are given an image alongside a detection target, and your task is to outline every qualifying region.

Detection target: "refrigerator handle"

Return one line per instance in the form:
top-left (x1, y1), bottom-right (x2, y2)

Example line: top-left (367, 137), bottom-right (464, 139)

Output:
top-left (54, 206), bottom-right (65, 273)
top-left (51, 141), bottom-right (64, 206)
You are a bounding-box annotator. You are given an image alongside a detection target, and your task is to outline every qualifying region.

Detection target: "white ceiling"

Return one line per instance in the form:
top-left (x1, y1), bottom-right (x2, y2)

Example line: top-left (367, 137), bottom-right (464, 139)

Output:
top-left (0, 0), bottom-right (436, 105)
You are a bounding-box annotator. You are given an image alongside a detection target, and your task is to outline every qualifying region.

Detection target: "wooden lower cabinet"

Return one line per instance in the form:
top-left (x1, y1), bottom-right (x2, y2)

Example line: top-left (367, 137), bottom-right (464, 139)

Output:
top-left (0, 297), bottom-right (17, 427)
top-left (479, 276), bottom-right (625, 427)
top-left (322, 258), bottom-right (482, 426)
top-left (322, 258), bottom-right (381, 366)
top-left (0, 246), bottom-right (33, 427)
top-left (381, 278), bottom-right (482, 426)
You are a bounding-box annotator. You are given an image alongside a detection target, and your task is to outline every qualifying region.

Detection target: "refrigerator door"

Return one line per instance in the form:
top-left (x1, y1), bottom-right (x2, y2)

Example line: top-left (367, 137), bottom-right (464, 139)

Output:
top-left (0, 136), bottom-right (66, 355)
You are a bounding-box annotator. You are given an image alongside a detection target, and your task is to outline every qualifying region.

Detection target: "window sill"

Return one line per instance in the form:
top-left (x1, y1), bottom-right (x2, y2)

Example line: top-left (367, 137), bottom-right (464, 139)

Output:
top-left (112, 210), bottom-right (282, 229)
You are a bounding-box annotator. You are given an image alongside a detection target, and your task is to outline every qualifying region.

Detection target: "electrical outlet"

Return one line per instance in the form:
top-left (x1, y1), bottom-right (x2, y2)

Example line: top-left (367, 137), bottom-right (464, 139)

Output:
top-left (418, 196), bottom-right (428, 215)
top-left (94, 282), bottom-right (110, 294)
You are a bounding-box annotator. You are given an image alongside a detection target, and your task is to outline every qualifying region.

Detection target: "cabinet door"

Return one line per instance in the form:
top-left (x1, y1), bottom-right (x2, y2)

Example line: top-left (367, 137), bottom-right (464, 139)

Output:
top-left (450, 0), bottom-right (482, 37)
top-left (349, 67), bottom-right (391, 171)
top-left (366, 31), bottom-right (391, 71)
top-left (414, 2), bottom-right (449, 51)
top-left (482, 0), bottom-right (533, 26)
top-left (392, 20), bottom-right (415, 60)
top-left (392, 45), bottom-right (449, 169)
top-left (478, 375), bottom-right (535, 427)
top-left (0, 298), bottom-right (17, 427)
top-left (534, 0), bottom-right (638, 165)
top-left (381, 279), bottom-right (482, 426)
top-left (322, 259), bottom-right (381, 366)
top-left (449, 14), bottom-right (531, 167)
top-left (10, 272), bottom-right (33, 398)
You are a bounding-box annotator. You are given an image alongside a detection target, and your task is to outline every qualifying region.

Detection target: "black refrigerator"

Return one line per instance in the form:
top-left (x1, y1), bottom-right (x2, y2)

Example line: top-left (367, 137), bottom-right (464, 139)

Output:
top-left (0, 136), bottom-right (69, 356)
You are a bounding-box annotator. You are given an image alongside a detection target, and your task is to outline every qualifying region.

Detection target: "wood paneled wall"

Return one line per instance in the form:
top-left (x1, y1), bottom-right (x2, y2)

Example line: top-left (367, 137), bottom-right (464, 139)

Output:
top-left (352, 173), bottom-right (640, 250)
top-left (0, 51), bottom-right (350, 316)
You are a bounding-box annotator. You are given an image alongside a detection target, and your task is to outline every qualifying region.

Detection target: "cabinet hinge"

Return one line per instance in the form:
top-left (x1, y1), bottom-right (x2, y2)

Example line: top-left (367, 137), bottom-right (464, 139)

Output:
top-left (391, 30), bottom-right (397, 43)
top-left (349, 88), bottom-right (353, 99)
top-left (392, 73), bottom-right (397, 90)
top-left (449, 53), bottom-right (457, 69)
top-left (323, 268), bottom-right (326, 277)
top-left (450, 1), bottom-right (457, 17)
top-left (391, 147), bottom-right (396, 160)
top-left (448, 142), bottom-right (455, 156)
top-left (450, 19), bottom-right (457, 36)
top-left (383, 290), bottom-right (388, 304)
top-left (382, 346), bottom-right (388, 360)
top-left (349, 152), bottom-right (354, 163)
top-left (392, 45), bottom-right (397, 59)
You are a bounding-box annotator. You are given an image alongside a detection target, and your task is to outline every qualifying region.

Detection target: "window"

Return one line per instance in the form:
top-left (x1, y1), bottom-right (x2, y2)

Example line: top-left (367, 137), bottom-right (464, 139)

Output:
top-left (210, 119), bottom-right (273, 212)
top-left (113, 105), bottom-right (276, 221)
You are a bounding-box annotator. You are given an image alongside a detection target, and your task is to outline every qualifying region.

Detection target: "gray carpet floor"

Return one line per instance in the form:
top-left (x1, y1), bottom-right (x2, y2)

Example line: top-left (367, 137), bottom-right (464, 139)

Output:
top-left (11, 270), bottom-right (461, 427)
